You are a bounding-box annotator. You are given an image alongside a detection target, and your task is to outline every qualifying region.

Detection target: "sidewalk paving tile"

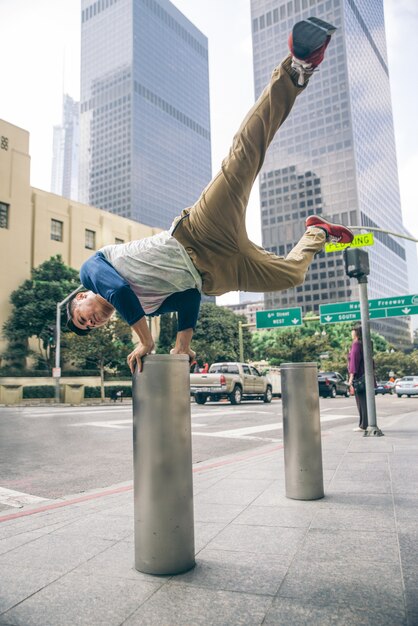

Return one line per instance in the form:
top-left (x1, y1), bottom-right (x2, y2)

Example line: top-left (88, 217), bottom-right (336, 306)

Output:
top-left (1, 569), bottom-right (161, 626)
top-left (193, 502), bottom-right (244, 524)
top-left (310, 506), bottom-right (396, 532)
top-left (0, 533), bottom-right (115, 575)
top-left (122, 582), bottom-right (272, 626)
top-left (175, 547), bottom-right (288, 595)
top-left (232, 504), bottom-right (316, 528)
top-left (263, 596), bottom-right (407, 626)
top-left (295, 528), bottom-right (400, 564)
top-left (51, 511), bottom-right (133, 541)
top-left (0, 565), bottom-right (63, 614)
top-left (73, 539), bottom-right (171, 582)
top-left (277, 559), bottom-right (405, 614)
top-left (205, 523), bottom-right (306, 561)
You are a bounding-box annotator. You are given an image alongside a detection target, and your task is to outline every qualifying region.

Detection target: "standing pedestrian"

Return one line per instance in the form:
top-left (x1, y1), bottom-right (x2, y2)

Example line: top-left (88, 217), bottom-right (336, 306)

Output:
top-left (348, 324), bottom-right (367, 431)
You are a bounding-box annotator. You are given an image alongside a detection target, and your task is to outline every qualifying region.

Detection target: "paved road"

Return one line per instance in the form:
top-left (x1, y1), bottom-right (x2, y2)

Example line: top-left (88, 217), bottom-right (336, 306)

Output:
top-left (0, 395), bottom-right (413, 510)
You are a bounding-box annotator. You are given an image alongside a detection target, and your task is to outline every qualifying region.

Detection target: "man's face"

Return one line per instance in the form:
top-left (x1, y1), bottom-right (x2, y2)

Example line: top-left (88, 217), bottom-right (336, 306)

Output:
top-left (71, 291), bottom-right (114, 332)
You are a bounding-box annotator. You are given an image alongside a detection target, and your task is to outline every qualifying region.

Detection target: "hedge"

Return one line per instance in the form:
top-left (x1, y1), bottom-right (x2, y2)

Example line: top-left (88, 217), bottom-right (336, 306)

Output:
top-left (23, 386), bottom-right (55, 399)
top-left (0, 369), bottom-right (131, 379)
top-left (21, 385), bottom-right (132, 399)
top-left (85, 386), bottom-right (132, 398)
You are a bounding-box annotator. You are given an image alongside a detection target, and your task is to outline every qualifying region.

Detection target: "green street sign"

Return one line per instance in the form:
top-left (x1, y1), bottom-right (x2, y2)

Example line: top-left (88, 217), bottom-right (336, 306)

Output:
top-left (320, 311), bottom-right (360, 324)
top-left (368, 295), bottom-right (418, 309)
top-left (320, 294), bottom-right (418, 324)
top-left (256, 307), bottom-right (302, 329)
top-left (383, 305), bottom-right (418, 318)
top-left (325, 232), bottom-right (374, 253)
top-left (320, 301), bottom-right (360, 315)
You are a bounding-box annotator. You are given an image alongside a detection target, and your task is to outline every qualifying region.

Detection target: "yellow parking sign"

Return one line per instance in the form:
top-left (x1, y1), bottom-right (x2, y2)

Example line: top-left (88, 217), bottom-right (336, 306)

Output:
top-left (325, 232), bottom-right (374, 253)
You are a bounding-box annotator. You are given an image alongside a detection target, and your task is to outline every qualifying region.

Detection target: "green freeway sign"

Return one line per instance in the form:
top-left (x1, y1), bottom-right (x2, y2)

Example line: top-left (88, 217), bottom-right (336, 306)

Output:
top-left (320, 310), bottom-right (360, 324)
top-left (256, 307), bottom-right (302, 329)
top-left (320, 294), bottom-right (418, 324)
top-left (325, 232), bottom-right (374, 253)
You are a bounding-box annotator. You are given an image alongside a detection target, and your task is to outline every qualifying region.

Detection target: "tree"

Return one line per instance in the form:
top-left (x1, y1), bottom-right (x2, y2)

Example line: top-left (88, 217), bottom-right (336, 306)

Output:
top-left (191, 303), bottom-right (253, 364)
top-left (251, 321), bottom-right (391, 373)
top-left (2, 256), bottom-right (80, 371)
top-left (61, 317), bottom-right (134, 400)
top-left (373, 350), bottom-right (416, 380)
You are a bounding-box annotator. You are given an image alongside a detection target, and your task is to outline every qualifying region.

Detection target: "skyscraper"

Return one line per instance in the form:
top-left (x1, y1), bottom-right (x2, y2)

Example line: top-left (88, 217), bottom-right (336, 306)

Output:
top-left (51, 94), bottom-right (80, 201)
top-left (250, 0), bottom-right (410, 346)
top-left (79, 0), bottom-right (212, 231)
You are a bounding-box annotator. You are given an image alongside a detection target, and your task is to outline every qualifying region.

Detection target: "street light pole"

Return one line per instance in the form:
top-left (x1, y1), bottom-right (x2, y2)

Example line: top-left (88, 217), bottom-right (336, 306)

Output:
top-left (54, 285), bottom-right (83, 403)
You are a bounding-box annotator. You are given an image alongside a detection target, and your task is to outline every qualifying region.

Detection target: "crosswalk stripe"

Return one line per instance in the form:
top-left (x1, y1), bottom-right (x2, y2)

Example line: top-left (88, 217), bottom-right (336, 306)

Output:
top-left (0, 487), bottom-right (48, 508)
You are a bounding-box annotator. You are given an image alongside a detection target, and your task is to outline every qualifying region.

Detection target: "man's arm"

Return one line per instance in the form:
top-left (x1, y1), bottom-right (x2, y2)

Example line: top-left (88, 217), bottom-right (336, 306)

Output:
top-left (81, 253), bottom-right (145, 326)
top-left (170, 328), bottom-right (195, 362)
top-left (127, 317), bottom-right (155, 373)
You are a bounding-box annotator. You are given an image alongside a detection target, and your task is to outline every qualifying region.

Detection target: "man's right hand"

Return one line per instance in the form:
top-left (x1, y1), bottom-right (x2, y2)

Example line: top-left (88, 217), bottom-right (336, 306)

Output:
top-left (127, 342), bottom-right (155, 374)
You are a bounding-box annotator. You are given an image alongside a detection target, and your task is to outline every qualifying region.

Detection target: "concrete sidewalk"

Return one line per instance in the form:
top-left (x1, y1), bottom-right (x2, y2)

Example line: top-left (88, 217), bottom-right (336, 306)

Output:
top-left (0, 410), bottom-right (417, 626)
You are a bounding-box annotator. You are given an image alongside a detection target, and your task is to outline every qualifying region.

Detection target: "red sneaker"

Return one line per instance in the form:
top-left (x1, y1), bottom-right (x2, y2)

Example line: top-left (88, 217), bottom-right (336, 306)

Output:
top-left (288, 18), bottom-right (336, 85)
top-left (306, 215), bottom-right (354, 244)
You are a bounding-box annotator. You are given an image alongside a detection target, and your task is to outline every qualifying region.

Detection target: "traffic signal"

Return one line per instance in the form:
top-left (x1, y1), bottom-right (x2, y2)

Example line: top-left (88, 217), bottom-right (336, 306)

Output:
top-left (343, 247), bottom-right (370, 279)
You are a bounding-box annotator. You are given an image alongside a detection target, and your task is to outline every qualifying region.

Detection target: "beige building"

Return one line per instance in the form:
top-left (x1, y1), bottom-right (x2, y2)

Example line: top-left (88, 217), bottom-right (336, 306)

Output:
top-left (0, 119), bottom-right (161, 356)
top-left (223, 300), bottom-right (265, 330)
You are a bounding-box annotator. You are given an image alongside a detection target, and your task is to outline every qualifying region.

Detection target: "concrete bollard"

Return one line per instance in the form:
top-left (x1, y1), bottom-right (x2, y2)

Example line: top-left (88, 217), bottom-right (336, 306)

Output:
top-left (132, 354), bottom-right (195, 575)
top-left (280, 362), bottom-right (324, 500)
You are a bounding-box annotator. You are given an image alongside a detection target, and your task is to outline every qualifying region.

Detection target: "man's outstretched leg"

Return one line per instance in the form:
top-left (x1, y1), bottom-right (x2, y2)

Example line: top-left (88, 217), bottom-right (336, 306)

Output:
top-left (172, 18), bottom-right (344, 295)
top-left (238, 215), bottom-right (353, 293)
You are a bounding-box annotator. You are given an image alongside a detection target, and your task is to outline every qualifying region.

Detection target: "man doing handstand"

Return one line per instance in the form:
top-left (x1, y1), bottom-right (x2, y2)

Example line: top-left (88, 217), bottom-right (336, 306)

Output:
top-left (67, 18), bottom-right (354, 373)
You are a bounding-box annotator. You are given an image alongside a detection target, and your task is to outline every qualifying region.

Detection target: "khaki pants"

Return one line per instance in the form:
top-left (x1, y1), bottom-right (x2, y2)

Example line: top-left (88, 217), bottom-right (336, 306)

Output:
top-left (172, 55), bottom-right (326, 296)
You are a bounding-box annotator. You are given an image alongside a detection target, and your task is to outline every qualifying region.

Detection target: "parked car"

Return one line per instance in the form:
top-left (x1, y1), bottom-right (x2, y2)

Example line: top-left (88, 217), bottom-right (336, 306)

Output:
top-left (395, 376), bottom-right (418, 398)
top-left (317, 372), bottom-right (350, 398)
top-left (190, 362), bottom-right (273, 405)
top-left (375, 381), bottom-right (395, 395)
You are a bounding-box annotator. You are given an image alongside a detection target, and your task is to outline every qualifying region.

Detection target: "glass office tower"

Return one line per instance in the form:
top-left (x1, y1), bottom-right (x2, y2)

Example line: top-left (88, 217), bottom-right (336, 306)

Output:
top-left (79, 0), bottom-right (211, 230)
top-left (51, 94), bottom-right (80, 201)
top-left (250, 0), bottom-right (410, 346)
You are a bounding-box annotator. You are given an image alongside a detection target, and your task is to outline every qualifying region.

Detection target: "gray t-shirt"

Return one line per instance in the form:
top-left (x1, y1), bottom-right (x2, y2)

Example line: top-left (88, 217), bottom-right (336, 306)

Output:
top-left (100, 231), bottom-right (202, 314)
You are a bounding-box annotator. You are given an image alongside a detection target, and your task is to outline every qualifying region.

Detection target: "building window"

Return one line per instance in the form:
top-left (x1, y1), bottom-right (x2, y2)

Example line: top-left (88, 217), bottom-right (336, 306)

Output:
top-left (115, 237), bottom-right (124, 245)
top-left (0, 202), bottom-right (9, 229)
top-left (85, 229), bottom-right (96, 250)
top-left (50, 219), bottom-right (63, 242)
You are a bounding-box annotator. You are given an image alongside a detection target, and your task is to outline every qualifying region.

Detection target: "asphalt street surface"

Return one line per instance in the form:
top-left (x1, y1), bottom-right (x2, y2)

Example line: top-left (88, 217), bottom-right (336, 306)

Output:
top-left (0, 395), bottom-right (414, 510)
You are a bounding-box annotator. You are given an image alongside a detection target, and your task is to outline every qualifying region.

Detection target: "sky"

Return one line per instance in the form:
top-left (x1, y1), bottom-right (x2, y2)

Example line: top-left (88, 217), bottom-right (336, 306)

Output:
top-left (1, 0), bottom-right (417, 305)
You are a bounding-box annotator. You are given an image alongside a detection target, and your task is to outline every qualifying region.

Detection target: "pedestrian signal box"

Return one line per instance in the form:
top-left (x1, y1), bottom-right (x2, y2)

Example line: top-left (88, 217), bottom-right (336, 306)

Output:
top-left (343, 247), bottom-right (370, 279)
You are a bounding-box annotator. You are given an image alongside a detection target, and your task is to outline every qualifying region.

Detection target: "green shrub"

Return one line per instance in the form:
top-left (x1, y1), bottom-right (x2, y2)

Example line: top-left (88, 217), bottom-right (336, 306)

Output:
top-left (23, 386), bottom-right (55, 399)
top-left (84, 386), bottom-right (132, 398)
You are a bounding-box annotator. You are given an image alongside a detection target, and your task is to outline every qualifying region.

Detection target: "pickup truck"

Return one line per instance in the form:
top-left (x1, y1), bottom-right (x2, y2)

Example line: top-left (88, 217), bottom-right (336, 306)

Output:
top-left (190, 362), bottom-right (273, 405)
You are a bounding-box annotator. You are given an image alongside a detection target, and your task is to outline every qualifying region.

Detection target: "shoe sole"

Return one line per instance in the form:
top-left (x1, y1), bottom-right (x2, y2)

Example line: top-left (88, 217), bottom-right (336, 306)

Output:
top-left (307, 17), bottom-right (337, 36)
top-left (306, 215), bottom-right (354, 243)
top-left (292, 19), bottom-right (336, 59)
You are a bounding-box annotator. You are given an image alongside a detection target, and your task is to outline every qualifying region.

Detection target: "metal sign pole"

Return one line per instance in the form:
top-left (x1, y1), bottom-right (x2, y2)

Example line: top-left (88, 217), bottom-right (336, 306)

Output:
top-left (358, 277), bottom-right (383, 436)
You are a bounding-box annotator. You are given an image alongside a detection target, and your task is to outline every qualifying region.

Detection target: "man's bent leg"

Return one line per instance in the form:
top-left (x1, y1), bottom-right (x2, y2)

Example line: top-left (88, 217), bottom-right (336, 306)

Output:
top-left (173, 56), bottom-right (306, 255)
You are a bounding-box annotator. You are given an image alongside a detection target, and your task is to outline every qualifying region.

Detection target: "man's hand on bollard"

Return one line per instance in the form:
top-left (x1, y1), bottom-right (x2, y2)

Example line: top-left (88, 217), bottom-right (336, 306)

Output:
top-left (128, 342), bottom-right (155, 374)
top-left (170, 347), bottom-right (196, 363)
